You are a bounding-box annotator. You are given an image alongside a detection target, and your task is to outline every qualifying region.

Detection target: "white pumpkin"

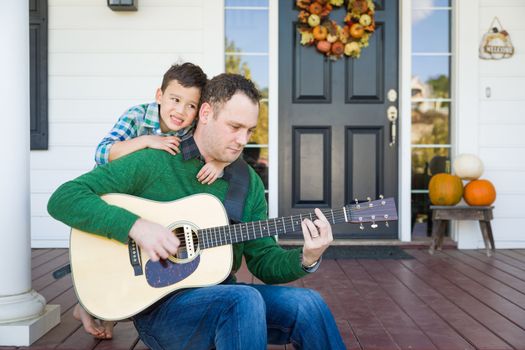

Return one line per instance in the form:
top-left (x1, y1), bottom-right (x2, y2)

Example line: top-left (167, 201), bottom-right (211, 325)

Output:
top-left (453, 153), bottom-right (484, 180)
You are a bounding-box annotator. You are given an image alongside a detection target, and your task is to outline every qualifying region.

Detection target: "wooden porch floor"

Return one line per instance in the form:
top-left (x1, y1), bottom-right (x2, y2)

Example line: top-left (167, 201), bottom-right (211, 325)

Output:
top-left (3, 248), bottom-right (525, 349)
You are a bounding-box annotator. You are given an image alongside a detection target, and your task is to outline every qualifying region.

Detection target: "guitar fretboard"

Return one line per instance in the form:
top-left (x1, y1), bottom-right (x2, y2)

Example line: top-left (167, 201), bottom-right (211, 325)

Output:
top-left (197, 208), bottom-right (349, 249)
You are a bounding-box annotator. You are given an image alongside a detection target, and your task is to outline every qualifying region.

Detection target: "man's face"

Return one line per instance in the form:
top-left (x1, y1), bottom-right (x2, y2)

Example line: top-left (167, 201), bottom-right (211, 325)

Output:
top-left (156, 80), bottom-right (200, 133)
top-left (200, 93), bottom-right (259, 163)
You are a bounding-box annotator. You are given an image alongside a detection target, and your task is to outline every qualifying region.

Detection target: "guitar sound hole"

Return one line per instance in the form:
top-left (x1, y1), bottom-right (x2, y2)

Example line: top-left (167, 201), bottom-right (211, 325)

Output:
top-left (168, 225), bottom-right (199, 263)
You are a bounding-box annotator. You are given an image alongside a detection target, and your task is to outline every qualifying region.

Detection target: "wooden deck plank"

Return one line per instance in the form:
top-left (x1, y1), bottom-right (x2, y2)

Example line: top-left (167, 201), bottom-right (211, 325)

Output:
top-left (361, 259), bottom-right (475, 350)
top-left (335, 319), bottom-right (362, 350)
top-left (512, 250), bottom-right (525, 257)
top-left (385, 256), bottom-right (512, 350)
top-left (54, 324), bottom-right (102, 350)
top-left (31, 251), bottom-right (69, 283)
top-left (402, 251), bottom-right (524, 349)
top-left (132, 341), bottom-right (148, 350)
top-left (301, 261), bottom-right (361, 349)
top-left (315, 260), bottom-right (405, 350)
top-left (38, 274), bottom-right (74, 303)
top-left (443, 250), bottom-right (525, 295)
top-left (482, 250), bottom-right (525, 271)
top-left (19, 248), bottom-right (525, 349)
top-left (440, 250), bottom-right (525, 310)
top-left (409, 249), bottom-right (525, 330)
top-left (31, 249), bottom-right (66, 269)
top-left (496, 250), bottom-right (525, 265)
top-left (462, 250), bottom-right (525, 281)
top-left (304, 260), bottom-right (394, 349)
top-left (92, 322), bottom-right (139, 350)
top-left (31, 248), bottom-right (51, 258)
top-left (338, 259), bottom-right (439, 350)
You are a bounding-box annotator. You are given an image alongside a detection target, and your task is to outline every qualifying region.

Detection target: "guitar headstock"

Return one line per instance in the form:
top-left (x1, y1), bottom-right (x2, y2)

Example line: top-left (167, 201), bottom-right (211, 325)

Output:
top-left (345, 196), bottom-right (398, 229)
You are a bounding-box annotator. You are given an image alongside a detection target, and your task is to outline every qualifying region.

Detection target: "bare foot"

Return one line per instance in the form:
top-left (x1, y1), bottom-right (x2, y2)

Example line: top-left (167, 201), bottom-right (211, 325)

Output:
top-left (73, 303), bottom-right (114, 339)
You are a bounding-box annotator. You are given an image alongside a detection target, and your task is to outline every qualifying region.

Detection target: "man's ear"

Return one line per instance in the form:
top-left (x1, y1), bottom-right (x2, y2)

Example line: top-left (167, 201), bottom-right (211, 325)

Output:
top-left (155, 88), bottom-right (163, 104)
top-left (199, 102), bottom-right (212, 124)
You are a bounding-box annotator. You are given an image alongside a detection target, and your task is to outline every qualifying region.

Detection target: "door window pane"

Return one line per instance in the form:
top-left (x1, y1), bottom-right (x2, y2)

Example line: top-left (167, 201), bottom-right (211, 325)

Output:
top-left (412, 56), bottom-right (450, 98)
top-left (225, 10), bottom-right (268, 53)
top-left (225, 53), bottom-right (269, 93)
top-left (411, 147), bottom-right (450, 190)
top-left (226, 0), bottom-right (268, 6)
top-left (411, 102), bottom-right (450, 144)
top-left (412, 10), bottom-right (450, 52)
top-left (412, 0), bottom-right (451, 7)
top-left (250, 100), bottom-right (268, 144)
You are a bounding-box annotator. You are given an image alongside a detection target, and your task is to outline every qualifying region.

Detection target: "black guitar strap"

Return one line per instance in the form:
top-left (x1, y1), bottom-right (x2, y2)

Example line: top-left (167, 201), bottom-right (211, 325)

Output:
top-left (222, 157), bottom-right (251, 224)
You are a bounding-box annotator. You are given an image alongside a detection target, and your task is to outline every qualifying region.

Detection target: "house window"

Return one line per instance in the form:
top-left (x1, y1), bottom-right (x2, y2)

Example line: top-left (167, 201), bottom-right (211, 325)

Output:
top-left (29, 0), bottom-right (48, 150)
top-left (225, 0), bottom-right (269, 198)
top-left (411, 0), bottom-right (452, 238)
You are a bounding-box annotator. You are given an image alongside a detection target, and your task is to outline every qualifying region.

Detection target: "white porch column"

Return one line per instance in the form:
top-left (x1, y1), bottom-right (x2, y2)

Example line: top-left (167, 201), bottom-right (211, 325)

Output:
top-left (0, 0), bottom-right (60, 346)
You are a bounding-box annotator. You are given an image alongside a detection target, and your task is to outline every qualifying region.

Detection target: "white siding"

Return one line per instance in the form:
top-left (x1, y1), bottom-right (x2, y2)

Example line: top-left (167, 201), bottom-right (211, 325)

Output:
top-left (457, 0), bottom-right (525, 249)
top-left (31, 0), bottom-right (224, 247)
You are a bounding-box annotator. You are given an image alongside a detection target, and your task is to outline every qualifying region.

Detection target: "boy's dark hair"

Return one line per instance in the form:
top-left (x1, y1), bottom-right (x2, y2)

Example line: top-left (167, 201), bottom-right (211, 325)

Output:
top-left (161, 62), bottom-right (207, 92)
top-left (201, 73), bottom-right (261, 113)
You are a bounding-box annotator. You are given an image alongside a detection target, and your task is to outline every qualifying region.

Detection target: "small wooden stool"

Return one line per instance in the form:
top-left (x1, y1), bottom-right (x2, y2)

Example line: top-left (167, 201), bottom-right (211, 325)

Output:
top-left (428, 205), bottom-right (495, 256)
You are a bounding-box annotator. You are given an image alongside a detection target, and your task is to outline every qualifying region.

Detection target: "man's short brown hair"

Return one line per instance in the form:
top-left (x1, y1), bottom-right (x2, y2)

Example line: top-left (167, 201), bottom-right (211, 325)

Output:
top-left (201, 73), bottom-right (261, 114)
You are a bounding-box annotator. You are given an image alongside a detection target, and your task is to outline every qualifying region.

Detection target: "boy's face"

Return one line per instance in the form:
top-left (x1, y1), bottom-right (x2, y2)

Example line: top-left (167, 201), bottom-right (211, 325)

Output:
top-left (156, 80), bottom-right (200, 133)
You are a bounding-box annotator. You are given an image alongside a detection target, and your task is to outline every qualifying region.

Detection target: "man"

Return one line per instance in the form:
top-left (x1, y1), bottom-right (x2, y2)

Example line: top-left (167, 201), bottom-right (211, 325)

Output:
top-left (48, 73), bottom-right (346, 349)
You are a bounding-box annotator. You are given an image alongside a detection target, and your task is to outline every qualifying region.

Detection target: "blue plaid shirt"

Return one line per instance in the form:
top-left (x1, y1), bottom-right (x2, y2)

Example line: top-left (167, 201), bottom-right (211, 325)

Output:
top-left (95, 102), bottom-right (193, 165)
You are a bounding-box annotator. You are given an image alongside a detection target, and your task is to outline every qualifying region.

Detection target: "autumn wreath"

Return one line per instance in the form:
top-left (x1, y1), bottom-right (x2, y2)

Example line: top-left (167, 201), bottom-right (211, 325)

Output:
top-left (296, 0), bottom-right (375, 59)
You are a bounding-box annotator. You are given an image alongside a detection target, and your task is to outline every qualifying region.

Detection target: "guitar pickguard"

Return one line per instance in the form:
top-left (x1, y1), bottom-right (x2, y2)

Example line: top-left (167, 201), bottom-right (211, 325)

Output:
top-left (145, 255), bottom-right (201, 288)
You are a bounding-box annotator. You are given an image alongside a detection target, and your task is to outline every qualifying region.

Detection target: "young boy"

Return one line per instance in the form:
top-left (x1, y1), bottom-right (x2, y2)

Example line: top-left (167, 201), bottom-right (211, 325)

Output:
top-left (75, 62), bottom-right (227, 338)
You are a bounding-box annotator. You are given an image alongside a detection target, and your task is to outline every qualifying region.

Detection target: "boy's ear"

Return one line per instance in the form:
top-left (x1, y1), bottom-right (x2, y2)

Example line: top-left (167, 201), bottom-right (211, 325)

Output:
top-left (155, 88), bottom-right (163, 104)
top-left (199, 102), bottom-right (212, 124)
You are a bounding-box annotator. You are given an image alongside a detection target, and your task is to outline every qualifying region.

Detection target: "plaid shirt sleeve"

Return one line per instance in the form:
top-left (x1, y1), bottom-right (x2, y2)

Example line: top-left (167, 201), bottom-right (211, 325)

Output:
top-left (94, 107), bottom-right (143, 165)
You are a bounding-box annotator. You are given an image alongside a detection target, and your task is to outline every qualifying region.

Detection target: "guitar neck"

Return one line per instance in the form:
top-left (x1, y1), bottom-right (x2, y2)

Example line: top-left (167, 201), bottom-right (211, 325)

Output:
top-left (198, 208), bottom-right (349, 249)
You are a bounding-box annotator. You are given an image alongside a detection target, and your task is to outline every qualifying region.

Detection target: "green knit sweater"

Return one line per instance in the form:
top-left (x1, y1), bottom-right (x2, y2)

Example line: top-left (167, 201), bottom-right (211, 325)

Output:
top-left (47, 148), bottom-right (307, 284)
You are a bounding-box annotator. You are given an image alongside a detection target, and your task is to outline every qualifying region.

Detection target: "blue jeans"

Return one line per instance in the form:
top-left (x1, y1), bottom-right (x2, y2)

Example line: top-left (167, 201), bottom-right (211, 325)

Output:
top-left (133, 283), bottom-right (346, 350)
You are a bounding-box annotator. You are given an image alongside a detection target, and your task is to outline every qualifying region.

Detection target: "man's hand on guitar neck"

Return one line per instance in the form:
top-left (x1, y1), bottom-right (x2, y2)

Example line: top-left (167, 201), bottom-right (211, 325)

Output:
top-left (128, 218), bottom-right (180, 262)
top-left (301, 208), bottom-right (333, 267)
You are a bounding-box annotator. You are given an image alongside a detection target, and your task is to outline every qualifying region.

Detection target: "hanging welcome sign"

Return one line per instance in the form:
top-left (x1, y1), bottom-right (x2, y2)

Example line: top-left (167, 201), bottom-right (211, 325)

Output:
top-left (479, 17), bottom-right (514, 60)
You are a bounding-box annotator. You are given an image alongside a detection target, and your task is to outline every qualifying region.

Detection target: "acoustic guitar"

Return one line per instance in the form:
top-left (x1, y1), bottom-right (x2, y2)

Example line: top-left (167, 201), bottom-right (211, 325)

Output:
top-left (69, 193), bottom-right (397, 320)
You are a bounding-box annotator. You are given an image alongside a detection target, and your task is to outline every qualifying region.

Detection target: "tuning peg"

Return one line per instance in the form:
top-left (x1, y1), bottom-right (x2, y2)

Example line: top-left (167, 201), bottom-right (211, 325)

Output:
top-left (379, 194), bottom-right (386, 205)
top-left (384, 214), bottom-right (390, 227)
top-left (359, 216), bottom-right (364, 230)
top-left (379, 194), bottom-right (384, 199)
top-left (371, 215), bottom-right (378, 229)
top-left (354, 198), bottom-right (361, 209)
top-left (367, 197), bottom-right (373, 207)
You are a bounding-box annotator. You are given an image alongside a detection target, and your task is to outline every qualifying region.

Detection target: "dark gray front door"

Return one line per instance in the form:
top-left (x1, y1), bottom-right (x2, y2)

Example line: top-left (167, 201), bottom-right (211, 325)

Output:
top-left (278, 0), bottom-right (399, 239)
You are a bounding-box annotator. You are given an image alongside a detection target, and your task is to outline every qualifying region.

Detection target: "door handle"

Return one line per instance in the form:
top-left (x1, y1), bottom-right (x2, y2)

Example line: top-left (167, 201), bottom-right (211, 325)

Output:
top-left (387, 105), bottom-right (398, 146)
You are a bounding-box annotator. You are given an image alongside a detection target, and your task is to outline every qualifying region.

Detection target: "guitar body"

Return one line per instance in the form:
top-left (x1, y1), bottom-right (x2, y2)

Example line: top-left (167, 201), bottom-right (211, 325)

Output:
top-left (70, 193), bottom-right (233, 321)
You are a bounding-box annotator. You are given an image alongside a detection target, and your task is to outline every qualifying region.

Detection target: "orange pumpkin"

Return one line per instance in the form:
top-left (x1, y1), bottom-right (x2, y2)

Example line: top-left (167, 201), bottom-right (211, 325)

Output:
top-left (331, 41), bottom-right (344, 55)
top-left (463, 179), bottom-right (496, 206)
top-left (316, 40), bottom-right (331, 53)
top-left (313, 25), bottom-right (328, 41)
top-left (428, 173), bottom-right (463, 206)
top-left (309, 2), bottom-right (322, 15)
